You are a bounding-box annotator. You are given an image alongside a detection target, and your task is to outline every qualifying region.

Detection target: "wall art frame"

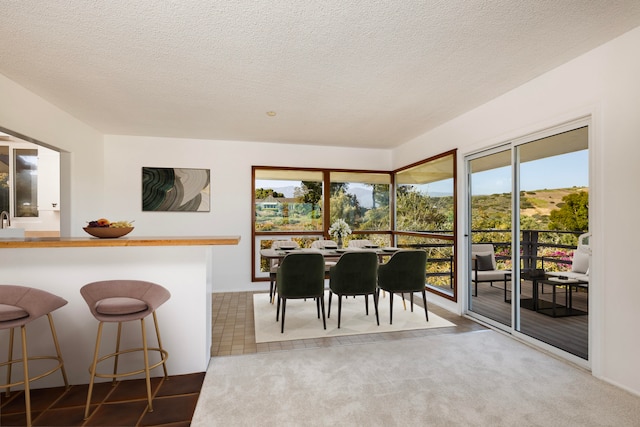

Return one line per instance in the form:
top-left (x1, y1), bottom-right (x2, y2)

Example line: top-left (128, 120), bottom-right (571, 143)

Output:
top-left (142, 167), bottom-right (210, 212)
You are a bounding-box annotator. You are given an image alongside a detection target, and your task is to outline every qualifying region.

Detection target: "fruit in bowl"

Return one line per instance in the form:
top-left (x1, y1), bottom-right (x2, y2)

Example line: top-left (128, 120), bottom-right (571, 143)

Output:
top-left (84, 219), bottom-right (134, 238)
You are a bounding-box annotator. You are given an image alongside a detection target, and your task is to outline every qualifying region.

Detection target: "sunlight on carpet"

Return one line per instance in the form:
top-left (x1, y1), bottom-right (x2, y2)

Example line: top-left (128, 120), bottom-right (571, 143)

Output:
top-left (254, 292), bottom-right (455, 343)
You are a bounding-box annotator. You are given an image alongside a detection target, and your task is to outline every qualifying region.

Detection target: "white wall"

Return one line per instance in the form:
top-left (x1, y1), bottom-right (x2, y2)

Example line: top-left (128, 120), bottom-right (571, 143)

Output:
top-left (394, 26), bottom-right (640, 394)
top-left (0, 73), bottom-right (105, 235)
top-left (103, 135), bottom-right (391, 293)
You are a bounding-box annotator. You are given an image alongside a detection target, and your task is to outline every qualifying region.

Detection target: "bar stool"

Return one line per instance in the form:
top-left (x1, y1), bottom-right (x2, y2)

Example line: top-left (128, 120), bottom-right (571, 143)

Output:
top-left (0, 285), bottom-right (69, 427)
top-left (80, 280), bottom-right (170, 420)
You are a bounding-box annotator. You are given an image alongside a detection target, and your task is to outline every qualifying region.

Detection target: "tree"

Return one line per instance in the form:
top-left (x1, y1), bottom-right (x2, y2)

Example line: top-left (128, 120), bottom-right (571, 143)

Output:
top-left (396, 186), bottom-right (448, 231)
top-left (330, 189), bottom-right (360, 226)
top-left (548, 191), bottom-right (589, 232)
top-left (295, 181), bottom-right (323, 219)
top-left (255, 188), bottom-right (283, 199)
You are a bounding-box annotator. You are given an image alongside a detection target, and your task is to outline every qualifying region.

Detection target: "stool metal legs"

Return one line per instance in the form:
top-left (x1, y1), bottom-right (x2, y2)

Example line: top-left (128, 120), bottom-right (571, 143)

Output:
top-left (2, 314), bottom-right (68, 427)
top-left (84, 312), bottom-right (169, 420)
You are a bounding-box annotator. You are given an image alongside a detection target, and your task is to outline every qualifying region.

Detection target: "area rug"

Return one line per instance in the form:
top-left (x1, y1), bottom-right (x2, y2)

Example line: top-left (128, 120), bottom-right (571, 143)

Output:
top-left (253, 292), bottom-right (455, 343)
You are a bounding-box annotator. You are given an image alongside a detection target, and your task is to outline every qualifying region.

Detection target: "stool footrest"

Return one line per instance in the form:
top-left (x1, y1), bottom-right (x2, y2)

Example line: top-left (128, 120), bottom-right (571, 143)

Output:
top-left (1, 356), bottom-right (66, 390)
top-left (90, 347), bottom-right (169, 380)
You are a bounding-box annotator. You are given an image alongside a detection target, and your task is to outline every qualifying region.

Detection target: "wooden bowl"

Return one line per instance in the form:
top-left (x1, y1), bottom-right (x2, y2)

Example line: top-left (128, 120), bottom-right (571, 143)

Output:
top-left (83, 227), bottom-right (134, 238)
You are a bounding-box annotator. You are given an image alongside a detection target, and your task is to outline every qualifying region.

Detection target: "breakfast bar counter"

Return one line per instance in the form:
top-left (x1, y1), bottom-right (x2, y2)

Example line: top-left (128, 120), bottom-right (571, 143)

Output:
top-left (0, 235), bottom-right (241, 387)
top-left (0, 235), bottom-right (240, 248)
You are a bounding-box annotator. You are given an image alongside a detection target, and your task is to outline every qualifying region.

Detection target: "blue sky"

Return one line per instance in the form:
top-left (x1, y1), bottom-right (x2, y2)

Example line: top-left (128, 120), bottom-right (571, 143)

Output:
top-left (471, 150), bottom-right (588, 195)
top-left (256, 150), bottom-right (588, 197)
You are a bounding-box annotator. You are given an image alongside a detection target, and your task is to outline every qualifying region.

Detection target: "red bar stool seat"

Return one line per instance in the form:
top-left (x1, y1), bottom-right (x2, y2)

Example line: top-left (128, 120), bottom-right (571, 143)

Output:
top-left (80, 280), bottom-right (170, 420)
top-left (0, 285), bottom-right (69, 427)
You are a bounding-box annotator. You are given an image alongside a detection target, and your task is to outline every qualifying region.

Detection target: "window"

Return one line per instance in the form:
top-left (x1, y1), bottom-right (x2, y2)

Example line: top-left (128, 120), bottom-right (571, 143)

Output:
top-left (329, 171), bottom-right (390, 246)
top-left (0, 143), bottom-right (41, 218)
top-left (14, 149), bottom-right (39, 217)
top-left (252, 153), bottom-right (457, 303)
top-left (394, 150), bottom-right (457, 300)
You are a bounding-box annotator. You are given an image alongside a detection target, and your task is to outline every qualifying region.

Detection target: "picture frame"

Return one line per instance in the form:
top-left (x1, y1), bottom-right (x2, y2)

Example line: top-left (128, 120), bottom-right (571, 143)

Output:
top-left (142, 167), bottom-right (210, 212)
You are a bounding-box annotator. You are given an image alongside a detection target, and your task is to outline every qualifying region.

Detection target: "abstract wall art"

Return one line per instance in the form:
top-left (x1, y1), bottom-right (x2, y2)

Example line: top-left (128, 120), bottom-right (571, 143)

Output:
top-left (142, 167), bottom-right (210, 212)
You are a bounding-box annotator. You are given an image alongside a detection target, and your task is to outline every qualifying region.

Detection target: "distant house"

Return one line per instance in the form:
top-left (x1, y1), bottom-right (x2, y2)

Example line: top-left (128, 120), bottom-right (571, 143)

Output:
top-left (256, 194), bottom-right (281, 209)
top-left (256, 195), bottom-right (300, 211)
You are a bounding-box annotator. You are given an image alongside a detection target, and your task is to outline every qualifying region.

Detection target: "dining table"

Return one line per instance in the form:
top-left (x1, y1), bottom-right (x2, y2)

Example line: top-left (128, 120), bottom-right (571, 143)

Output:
top-left (259, 245), bottom-right (402, 261)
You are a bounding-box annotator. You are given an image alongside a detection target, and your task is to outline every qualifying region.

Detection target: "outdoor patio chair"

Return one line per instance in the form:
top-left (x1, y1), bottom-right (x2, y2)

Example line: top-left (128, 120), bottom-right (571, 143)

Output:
top-left (471, 243), bottom-right (511, 297)
top-left (546, 232), bottom-right (590, 283)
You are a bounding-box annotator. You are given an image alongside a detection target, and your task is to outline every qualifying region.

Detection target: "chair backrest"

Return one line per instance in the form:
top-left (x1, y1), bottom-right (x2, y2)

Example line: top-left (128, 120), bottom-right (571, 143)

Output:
top-left (311, 240), bottom-right (338, 249)
top-left (329, 252), bottom-right (378, 294)
top-left (276, 253), bottom-right (326, 298)
top-left (571, 232), bottom-right (591, 274)
top-left (270, 240), bottom-right (300, 267)
top-left (271, 240), bottom-right (300, 250)
top-left (0, 285), bottom-right (68, 329)
top-left (377, 250), bottom-right (427, 292)
top-left (348, 239), bottom-right (373, 248)
top-left (471, 243), bottom-right (497, 270)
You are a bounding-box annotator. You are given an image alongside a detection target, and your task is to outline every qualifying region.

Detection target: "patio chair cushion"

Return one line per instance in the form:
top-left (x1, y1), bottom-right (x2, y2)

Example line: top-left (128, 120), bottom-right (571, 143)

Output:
top-left (571, 249), bottom-right (589, 274)
top-left (476, 254), bottom-right (494, 271)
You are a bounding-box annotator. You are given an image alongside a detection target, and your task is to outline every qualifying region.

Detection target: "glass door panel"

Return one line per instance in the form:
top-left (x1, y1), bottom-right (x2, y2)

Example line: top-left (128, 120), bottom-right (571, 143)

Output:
top-left (516, 127), bottom-right (589, 359)
top-left (468, 149), bottom-right (512, 327)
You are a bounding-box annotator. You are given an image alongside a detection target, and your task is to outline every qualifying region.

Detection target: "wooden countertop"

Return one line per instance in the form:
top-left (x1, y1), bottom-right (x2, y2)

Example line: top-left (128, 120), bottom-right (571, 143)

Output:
top-left (0, 235), bottom-right (241, 248)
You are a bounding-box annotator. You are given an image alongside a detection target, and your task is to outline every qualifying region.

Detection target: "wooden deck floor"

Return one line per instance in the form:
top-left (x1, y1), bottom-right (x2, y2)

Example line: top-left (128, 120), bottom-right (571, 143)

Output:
top-left (469, 280), bottom-right (588, 359)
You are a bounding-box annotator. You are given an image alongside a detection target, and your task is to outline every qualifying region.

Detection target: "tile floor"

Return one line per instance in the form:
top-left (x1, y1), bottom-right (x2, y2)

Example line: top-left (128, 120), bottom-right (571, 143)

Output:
top-left (2, 291), bottom-right (483, 426)
top-left (211, 291), bottom-right (485, 356)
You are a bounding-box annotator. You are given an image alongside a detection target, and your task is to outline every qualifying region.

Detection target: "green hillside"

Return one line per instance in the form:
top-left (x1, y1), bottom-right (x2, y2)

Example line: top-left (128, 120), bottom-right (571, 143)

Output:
top-left (472, 187), bottom-right (588, 230)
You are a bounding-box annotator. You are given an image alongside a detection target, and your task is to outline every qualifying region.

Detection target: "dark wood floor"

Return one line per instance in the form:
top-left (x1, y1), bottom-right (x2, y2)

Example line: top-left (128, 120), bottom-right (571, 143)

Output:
top-left (0, 372), bottom-right (204, 427)
top-left (470, 280), bottom-right (588, 359)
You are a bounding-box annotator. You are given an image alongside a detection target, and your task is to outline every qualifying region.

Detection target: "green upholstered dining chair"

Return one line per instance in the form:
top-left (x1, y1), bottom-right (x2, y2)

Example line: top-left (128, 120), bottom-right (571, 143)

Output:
top-left (328, 251), bottom-right (379, 328)
top-left (275, 252), bottom-right (326, 333)
top-left (377, 249), bottom-right (429, 324)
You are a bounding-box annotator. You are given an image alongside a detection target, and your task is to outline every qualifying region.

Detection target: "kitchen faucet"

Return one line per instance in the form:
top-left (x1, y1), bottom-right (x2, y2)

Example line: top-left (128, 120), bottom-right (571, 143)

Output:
top-left (0, 211), bottom-right (10, 229)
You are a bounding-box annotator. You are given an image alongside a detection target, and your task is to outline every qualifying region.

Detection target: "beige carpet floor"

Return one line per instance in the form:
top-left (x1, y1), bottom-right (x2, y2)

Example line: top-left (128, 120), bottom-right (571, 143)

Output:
top-left (193, 330), bottom-right (640, 426)
top-left (253, 292), bottom-right (456, 343)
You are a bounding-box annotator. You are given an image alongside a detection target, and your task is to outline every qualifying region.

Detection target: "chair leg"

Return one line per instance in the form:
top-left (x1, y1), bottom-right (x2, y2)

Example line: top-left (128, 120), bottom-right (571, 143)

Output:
top-left (113, 322), bottom-right (122, 386)
top-left (269, 273), bottom-right (275, 304)
top-left (21, 326), bottom-right (32, 427)
top-left (140, 318), bottom-right (153, 412)
top-left (5, 327), bottom-right (14, 397)
top-left (373, 291), bottom-right (380, 326)
top-left (85, 322), bottom-right (104, 420)
top-left (402, 293), bottom-right (407, 310)
top-left (280, 299), bottom-right (287, 333)
top-left (47, 313), bottom-right (69, 388)
top-left (410, 293), bottom-right (414, 312)
top-left (389, 292), bottom-right (394, 325)
top-left (337, 294), bottom-right (342, 329)
top-left (365, 294), bottom-right (369, 315)
top-left (276, 296), bottom-right (281, 321)
top-left (320, 295), bottom-right (326, 330)
top-left (327, 291), bottom-right (333, 318)
top-left (316, 297), bottom-right (320, 319)
top-left (422, 289), bottom-right (429, 322)
top-left (152, 311), bottom-right (169, 378)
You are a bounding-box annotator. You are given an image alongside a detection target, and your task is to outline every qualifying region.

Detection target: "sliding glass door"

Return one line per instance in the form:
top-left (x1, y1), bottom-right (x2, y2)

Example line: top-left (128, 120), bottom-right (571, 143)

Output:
top-left (466, 124), bottom-right (590, 361)
top-left (516, 127), bottom-right (589, 359)
top-left (467, 147), bottom-right (512, 327)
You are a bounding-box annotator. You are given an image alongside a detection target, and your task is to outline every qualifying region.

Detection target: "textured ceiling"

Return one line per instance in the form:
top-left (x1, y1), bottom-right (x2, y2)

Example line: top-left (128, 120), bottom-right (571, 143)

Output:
top-left (1, 1), bottom-right (640, 149)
